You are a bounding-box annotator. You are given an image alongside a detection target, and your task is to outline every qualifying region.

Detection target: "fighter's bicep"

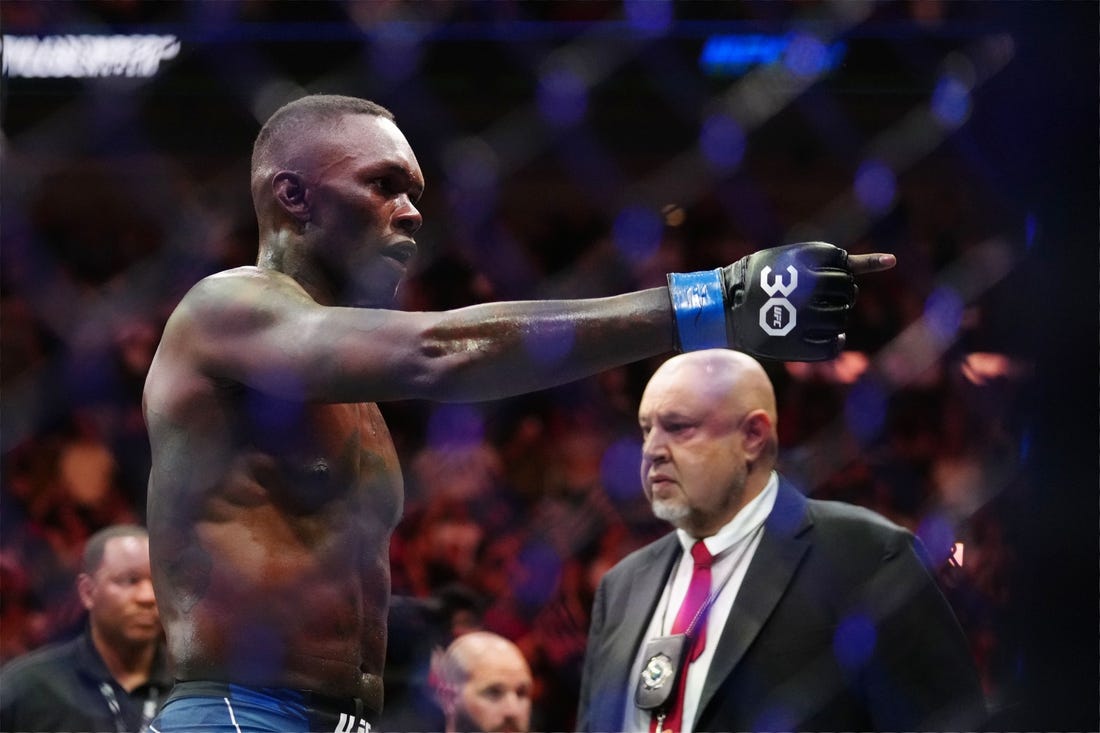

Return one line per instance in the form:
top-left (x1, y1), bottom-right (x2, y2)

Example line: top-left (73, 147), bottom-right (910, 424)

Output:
top-left (174, 270), bottom-right (430, 402)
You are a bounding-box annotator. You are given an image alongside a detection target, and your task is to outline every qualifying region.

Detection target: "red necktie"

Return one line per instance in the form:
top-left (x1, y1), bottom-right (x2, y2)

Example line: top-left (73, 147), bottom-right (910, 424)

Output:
top-left (652, 541), bottom-right (713, 733)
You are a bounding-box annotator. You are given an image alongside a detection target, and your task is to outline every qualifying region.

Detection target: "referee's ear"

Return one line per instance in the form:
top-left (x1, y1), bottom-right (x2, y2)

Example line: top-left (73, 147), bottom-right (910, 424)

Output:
top-left (740, 409), bottom-right (773, 464)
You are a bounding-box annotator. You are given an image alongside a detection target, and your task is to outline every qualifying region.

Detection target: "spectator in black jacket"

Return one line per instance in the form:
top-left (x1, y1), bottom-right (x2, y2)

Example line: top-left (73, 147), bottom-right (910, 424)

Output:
top-left (0, 525), bottom-right (172, 732)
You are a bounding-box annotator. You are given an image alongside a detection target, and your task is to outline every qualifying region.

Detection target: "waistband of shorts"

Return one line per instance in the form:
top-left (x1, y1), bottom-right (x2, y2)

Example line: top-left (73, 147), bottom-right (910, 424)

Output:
top-left (167, 680), bottom-right (380, 722)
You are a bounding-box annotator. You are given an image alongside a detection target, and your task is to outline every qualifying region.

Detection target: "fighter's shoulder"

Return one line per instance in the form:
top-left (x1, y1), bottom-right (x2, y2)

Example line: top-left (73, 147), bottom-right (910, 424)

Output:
top-left (169, 267), bottom-right (310, 327)
top-left (186, 266), bottom-right (304, 302)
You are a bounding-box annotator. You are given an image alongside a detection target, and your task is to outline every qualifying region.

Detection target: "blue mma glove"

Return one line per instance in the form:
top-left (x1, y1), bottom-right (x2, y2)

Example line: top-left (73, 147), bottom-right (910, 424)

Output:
top-left (667, 242), bottom-right (856, 361)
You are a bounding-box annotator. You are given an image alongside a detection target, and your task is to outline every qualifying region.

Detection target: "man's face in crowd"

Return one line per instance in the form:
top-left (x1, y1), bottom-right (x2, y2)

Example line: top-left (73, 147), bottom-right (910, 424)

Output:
top-left (452, 646), bottom-right (533, 733)
top-left (79, 535), bottom-right (161, 647)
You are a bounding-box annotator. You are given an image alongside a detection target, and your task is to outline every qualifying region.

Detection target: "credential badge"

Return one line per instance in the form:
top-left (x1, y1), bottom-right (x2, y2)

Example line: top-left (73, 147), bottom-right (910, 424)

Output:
top-left (641, 652), bottom-right (675, 690)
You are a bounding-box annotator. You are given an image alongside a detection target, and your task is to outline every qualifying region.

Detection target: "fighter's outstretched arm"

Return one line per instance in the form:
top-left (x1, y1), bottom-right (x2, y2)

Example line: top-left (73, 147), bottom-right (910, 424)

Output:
top-left (156, 267), bottom-right (673, 403)
top-left (155, 242), bottom-right (894, 404)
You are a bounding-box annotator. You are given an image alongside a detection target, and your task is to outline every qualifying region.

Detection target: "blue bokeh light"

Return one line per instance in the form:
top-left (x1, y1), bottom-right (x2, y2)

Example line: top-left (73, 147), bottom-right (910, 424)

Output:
top-left (537, 67), bottom-right (588, 128)
top-left (1025, 212), bottom-right (1038, 250)
top-left (523, 318), bottom-right (577, 368)
top-left (752, 707), bottom-right (797, 733)
top-left (854, 159), bottom-right (897, 214)
top-left (245, 374), bottom-right (306, 453)
top-left (624, 0), bottom-right (673, 35)
top-left (369, 26), bottom-right (423, 82)
top-left (917, 511), bottom-right (956, 567)
top-left (701, 34), bottom-right (844, 77)
top-left (783, 33), bottom-right (830, 78)
top-left (600, 437), bottom-right (644, 504)
top-left (931, 75), bottom-right (971, 127)
top-left (1019, 426), bottom-right (1032, 463)
top-left (844, 377), bottom-right (888, 444)
top-left (516, 540), bottom-right (562, 610)
top-left (612, 205), bottom-right (663, 265)
top-left (229, 623), bottom-right (284, 681)
top-left (834, 613), bottom-right (877, 671)
top-left (699, 113), bottom-right (746, 172)
top-left (924, 286), bottom-right (965, 344)
top-left (427, 403), bottom-right (485, 449)
top-left (701, 34), bottom-right (787, 75)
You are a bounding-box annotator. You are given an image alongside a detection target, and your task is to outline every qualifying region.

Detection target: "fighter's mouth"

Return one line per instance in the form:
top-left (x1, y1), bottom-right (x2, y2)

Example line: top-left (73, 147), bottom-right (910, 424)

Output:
top-left (384, 240), bottom-right (417, 266)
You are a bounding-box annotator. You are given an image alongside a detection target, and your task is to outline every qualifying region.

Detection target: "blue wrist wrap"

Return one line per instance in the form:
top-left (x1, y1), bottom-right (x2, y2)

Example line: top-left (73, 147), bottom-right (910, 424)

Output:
top-left (667, 269), bottom-right (727, 351)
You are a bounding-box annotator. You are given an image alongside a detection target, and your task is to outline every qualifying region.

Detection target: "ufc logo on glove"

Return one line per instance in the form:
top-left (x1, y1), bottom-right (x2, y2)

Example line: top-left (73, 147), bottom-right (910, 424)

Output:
top-left (758, 265), bottom-right (798, 336)
top-left (667, 242), bottom-right (857, 362)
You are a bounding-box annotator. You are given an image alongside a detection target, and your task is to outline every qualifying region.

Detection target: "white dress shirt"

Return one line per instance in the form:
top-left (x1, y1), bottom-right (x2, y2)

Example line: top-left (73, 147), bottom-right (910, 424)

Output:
top-left (621, 471), bottom-right (779, 733)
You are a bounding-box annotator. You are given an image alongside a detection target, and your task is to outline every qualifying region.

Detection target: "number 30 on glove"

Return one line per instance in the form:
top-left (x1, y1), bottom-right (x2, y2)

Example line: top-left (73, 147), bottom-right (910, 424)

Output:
top-left (668, 242), bottom-right (864, 362)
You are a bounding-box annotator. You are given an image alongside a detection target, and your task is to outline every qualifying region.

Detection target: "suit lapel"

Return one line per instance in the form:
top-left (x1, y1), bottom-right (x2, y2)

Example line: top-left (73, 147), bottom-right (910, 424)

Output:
top-left (625, 535), bottom-right (682, 626)
top-left (603, 534), bottom-right (682, 730)
top-left (696, 479), bottom-right (813, 722)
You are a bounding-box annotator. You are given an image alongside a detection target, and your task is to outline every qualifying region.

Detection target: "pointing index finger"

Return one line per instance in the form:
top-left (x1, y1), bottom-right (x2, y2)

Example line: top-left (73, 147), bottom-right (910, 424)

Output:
top-left (848, 253), bottom-right (896, 274)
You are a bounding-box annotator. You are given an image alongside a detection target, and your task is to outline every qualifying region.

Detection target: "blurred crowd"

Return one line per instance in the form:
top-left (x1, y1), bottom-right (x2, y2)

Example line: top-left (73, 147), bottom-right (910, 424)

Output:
top-left (1, 164), bottom-right (1031, 730)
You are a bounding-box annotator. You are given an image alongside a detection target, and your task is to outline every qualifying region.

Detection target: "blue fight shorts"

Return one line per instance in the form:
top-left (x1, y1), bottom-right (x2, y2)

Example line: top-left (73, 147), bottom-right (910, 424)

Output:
top-left (150, 681), bottom-right (377, 733)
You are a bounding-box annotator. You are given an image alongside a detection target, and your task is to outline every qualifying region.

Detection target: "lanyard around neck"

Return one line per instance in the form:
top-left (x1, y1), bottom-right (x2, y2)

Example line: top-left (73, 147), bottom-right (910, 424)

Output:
top-left (99, 680), bottom-right (160, 733)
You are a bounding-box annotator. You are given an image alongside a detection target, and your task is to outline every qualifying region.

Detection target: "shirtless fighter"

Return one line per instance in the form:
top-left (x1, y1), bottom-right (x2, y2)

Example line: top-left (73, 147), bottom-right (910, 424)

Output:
top-left (143, 94), bottom-right (895, 732)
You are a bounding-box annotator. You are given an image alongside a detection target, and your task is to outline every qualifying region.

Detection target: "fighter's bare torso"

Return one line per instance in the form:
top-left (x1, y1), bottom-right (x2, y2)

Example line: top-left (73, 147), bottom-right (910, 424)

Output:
top-left (144, 278), bottom-right (403, 709)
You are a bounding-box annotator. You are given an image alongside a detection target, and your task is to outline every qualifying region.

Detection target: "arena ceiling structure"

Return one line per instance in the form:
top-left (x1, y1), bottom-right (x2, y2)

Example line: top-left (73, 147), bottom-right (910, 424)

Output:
top-left (1, 1), bottom-right (1096, 728)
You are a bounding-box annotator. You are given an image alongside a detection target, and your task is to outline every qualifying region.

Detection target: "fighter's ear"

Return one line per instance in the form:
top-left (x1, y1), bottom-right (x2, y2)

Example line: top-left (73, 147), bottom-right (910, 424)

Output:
top-left (272, 171), bottom-right (311, 223)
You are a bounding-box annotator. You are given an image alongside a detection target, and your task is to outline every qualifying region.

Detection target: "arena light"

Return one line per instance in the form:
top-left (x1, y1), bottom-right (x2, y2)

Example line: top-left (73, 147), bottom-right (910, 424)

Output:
top-left (1, 34), bottom-right (180, 78)
top-left (960, 352), bottom-right (1032, 386)
top-left (700, 33), bottom-right (845, 77)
